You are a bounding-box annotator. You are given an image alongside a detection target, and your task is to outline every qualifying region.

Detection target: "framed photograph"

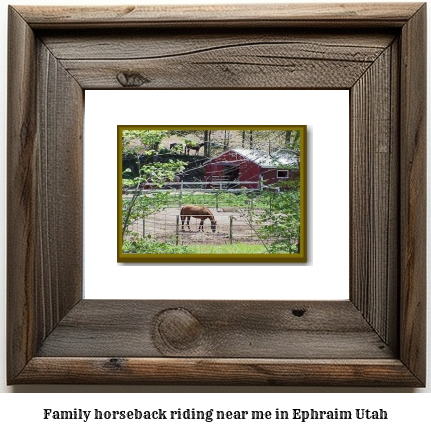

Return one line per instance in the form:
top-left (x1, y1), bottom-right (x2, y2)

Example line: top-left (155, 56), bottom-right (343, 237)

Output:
top-left (118, 125), bottom-right (306, 263)
top-left (7, 4), bottom-right (426, 386)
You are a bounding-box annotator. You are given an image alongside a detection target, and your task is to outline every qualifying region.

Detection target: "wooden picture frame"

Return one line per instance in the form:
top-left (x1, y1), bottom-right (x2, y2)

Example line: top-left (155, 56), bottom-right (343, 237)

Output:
top-left (7, 4), bottom-right (426, 386)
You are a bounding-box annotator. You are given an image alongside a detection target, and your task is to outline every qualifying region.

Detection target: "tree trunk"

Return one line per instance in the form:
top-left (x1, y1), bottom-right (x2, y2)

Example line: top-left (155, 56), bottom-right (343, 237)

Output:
top-left (204, 130), bottom-right (209, 156)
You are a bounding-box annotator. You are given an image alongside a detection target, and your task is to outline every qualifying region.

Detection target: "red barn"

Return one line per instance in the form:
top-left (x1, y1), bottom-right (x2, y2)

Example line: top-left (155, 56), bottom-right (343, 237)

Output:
top-left (204, 149), bottom-right (299, 189)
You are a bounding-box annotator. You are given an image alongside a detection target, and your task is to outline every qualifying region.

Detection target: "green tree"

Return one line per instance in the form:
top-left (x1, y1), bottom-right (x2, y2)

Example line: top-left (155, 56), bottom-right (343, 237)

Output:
top-left (123, 129), bottom-right (167, 152)
top-left (122, 129), bottom-right (187, 240)
top-left (255, 187), bottom-right (300, 254)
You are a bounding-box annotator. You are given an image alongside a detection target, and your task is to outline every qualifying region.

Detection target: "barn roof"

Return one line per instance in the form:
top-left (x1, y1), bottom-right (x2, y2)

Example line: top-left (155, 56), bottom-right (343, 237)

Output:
top-left (206, 148), bottom-right (299, 169)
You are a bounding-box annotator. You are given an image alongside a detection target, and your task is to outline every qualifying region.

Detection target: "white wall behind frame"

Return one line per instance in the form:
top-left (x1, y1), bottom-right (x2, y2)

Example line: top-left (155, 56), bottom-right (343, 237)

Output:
top-left (84, 90), bottom-right (349, 300)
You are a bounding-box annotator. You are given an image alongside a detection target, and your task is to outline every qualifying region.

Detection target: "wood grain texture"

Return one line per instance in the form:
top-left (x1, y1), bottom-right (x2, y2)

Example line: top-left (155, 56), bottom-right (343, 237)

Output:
top-left (15, 358), bottom-right (423, 386)
top-left (399, 3), bottom-right (427, 385)
top-left (350, 44), bottom-right (399, 347)
top-left (7, 6), bottom-right (83, 382)
top-left (15, 3), bottom-right (423, 29)
top-left (7, 6), bottom-right (38, 381)
top-left (41, 31), bottom-right (394, 60)
top-left (50, 32), bottom-right (393, 89)
top-left (40, 30), bottom-right (394, 89)
top-left (35, 41), bottom-right (84, 336)
top-left (7, 3), bottom-right (427, 386)
top-left (36, 300), bottom-right (393, 359)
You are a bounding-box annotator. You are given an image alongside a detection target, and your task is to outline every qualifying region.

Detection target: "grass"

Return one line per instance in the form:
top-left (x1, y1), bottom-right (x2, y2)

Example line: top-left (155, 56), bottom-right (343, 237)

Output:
top-left (185, 243), bottom-right (268, 254)
top-left (126, 188), bottom-right (299, 215)
top-left (159, 190), bottom-right (272, 211)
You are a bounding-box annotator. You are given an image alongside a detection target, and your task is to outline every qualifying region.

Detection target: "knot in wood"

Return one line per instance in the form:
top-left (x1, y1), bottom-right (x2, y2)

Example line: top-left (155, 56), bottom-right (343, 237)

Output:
top-left (292, 308), bottom-right (306, 317)
top-left (155, 308), bottom-right (203, 351)
top-left (116, 71), bottom-right (150, 87)
top-left (108, 358), bottom-right (123, 369)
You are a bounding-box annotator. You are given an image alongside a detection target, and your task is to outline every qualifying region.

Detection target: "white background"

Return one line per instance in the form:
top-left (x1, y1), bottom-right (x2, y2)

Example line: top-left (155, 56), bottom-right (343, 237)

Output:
top-left (84, 90), bottom-right (349, 300)
top-left (0, 0), bottom-right (430, 426)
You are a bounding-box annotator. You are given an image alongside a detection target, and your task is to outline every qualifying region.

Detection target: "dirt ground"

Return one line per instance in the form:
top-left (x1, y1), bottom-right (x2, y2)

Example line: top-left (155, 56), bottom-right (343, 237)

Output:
top-left (130, 206), bottom-right (265, 245)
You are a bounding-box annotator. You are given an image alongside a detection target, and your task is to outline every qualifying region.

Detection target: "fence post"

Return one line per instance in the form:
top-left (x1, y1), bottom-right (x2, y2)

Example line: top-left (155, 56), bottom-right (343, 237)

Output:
top-left (176, 215), bottom-right (180, 245)
top-left (142, 217), bottom-right (145, 238)
top-left (229, 216), bottom-right (233, 244)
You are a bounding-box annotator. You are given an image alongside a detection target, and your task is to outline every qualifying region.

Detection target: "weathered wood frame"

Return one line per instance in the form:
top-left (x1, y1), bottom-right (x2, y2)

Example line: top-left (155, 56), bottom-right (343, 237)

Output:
top-left (7, 4), bottom-right (426, 386)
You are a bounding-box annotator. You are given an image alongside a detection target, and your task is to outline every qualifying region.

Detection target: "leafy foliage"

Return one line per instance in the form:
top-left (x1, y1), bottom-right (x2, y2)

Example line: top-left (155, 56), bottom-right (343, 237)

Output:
top-left (250, 185), bottom-right (300, 254)
top-left (122, 129), bottom-right (167, 153)
top-left (121, 129), bottom-right (188, 240)
top-left (122, 193), bottom-right (168, 231)
top-left (123, 232), bottom-right (189, 254)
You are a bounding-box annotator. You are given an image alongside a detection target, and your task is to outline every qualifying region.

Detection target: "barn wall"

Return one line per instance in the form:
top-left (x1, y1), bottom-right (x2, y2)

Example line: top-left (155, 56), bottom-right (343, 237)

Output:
top-left (262, 168), bottom-right (300, 189)
top-left (204, 162), bottom-right (224, 179)
top-left (205, 151), bottom-right (278, 189)
top-left (261, 168), bottom-right (278, 185)
top-left (238, 160), bottom-right (261, 189)
top-left (204, 150), bottom-right (240, 180)
top-left (204, 150), bottom-right (272, 189)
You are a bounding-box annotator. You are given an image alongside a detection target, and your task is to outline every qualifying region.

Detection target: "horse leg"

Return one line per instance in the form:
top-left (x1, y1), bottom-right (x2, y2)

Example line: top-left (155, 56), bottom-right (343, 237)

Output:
top-left (199, 220), bottom-right (204, 231)
top-left (187, 216), bottom-right (191, 231)
top-left (181, 216), bottom-right (185, 231)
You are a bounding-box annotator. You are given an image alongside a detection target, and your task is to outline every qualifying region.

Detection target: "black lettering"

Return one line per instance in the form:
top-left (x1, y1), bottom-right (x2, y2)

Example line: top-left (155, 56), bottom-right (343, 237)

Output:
top-left (251, 411), bottom-right (271, 420)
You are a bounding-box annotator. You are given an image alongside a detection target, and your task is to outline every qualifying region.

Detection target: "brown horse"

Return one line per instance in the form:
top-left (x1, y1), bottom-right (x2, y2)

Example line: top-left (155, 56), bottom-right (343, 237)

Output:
top-left (185, 142), bottom-right (205, 155)
top-left (180, 205), bottom-right (217, 232)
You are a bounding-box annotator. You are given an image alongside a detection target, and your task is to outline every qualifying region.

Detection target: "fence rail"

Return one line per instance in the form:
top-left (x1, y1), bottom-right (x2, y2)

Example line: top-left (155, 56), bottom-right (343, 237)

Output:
top-left (126, 208), bottom-right (295, 249)
top-left (122, 189), bottom-right (300, 253)
top-left (124, 180), bottom-right (262, 193)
